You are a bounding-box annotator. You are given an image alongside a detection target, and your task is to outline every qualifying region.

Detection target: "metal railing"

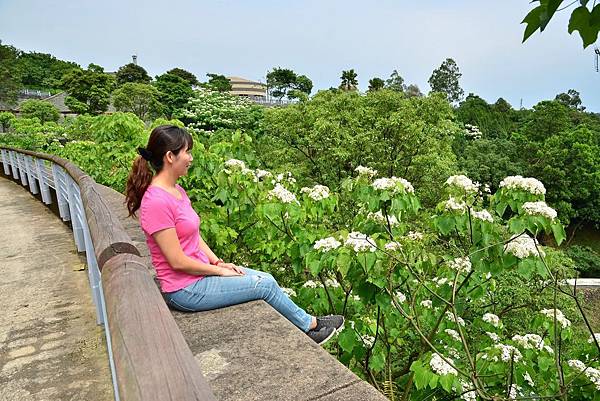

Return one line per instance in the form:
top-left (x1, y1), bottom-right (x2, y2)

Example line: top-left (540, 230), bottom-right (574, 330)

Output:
top-left (1, 147), bottom-right (119, 400)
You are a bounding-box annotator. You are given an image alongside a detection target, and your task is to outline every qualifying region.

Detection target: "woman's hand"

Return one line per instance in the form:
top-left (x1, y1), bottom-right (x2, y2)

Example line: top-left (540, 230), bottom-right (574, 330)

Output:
top-left (218, 262), bottom-right (245, 276)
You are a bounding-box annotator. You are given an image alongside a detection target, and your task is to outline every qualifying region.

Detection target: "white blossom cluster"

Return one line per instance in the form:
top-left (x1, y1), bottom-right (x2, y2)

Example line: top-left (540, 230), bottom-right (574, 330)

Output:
top-left (445, 196), bottom-right (467, 213)
top-left (568, 360), bottom-right (600, 391)
top-left (224, 158), bottom-right (246, 172)
top-left (482, 313), bottom-right (500, 327)
top-left (421, 299), bottom-right (433, 308)
top-left (522, 201), bottom-right (558, 220)
top-left (540, 309), bottom-right (572, 328)
top-left (267, 183), bottom-right (299, 204)
top-left (459, 381), bottom-right (477, 401)
top-left (504, 234), bottom-right (543, 259)
top-left (384, 241), bottom-right (402, 251)
top-left (445, 311), bottom-right (466, 326)
top-left (508, 384), bottom-right (522, 400)
top-left (255, 169), bottom-right (272, 180)
top-left (313, 237), bottom-right (342, 252)
top-left (300, 185), bottom-right (330, 201)
top-left (446, 175), bottom-right (479, 193)
top-left (512, 333), bottom-right (544, 350)
top-left (372, 176), bottom-right (415, 194)
top-left (394, 291), bottom-right (407, 303)
top-left (472, 209), bottom-right (494, 222)
top-left (494, 343), bottom-right (523, 363)
top-left (355, 165), bottom-right (378, 179)
top-left (238, 168), bottom-right (258, 182)
top-left (486, 332), bottom-right (500, 342)
top-left (281, 287), bottom-right (297, 297)
top-left (429, 353), bottom-right (458, 376)
top-left (445, 329), bottom-right (461, 341)
top-left (588, 333), bottom-right (600, 344)
top-left (362, 335), bottom-right (375, 348)
top-left (324, 278), bottom-right (340, 288)
top-left (272, 172), bottom-right (296, 184)
top-left (367, 210), bottom-right (399, 227)
top-left (499, 175), bottom-right (546, 195)
top-left (405, 231), bottom-right (424, 241)
top-left (302, 280), bottom-right (320, 288)
top-left (464, 124), bottom-right (482, 140)
top-left (523, 371), bottom-right (535, 387)
top-left (448, 257), bottom-right (472, 274)
top-left (433, 277), bottom-right (450, 287)
top-left (344, 232), bottom-right (376, 252)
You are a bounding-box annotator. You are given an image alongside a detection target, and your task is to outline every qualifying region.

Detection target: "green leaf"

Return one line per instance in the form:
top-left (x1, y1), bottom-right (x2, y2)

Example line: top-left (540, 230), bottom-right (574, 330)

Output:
top-left (338, 329), bottom-right (358, 353)
top-left (569, 6), bottom-right (600, 47)
top-left (410, 362), bottom-right (430, 390)
top-left (439, 374), bottom-right (454, 392)
top-left (522, 6), bottom-right (544, 42)
top-left (551, 221), bottom-right (566, 246)
top-left (336, 252), bottom-right (353, 278)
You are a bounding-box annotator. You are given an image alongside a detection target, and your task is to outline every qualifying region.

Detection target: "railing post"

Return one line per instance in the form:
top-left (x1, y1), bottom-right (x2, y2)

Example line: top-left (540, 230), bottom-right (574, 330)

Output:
top-left (9, 150), bottom-right (19, 179)
top-left (1, 149), bottom-right (10, 175)
top-left (52, 164), bottom-right (71, 221)
top-left (67, 176), bottom-right (85, 252)
top-left (35, 158), bottom-right (52, 204)
top-left (17, 153), bottom-right (28, 186)
top-left (24, 155), bottom-right (39, 195)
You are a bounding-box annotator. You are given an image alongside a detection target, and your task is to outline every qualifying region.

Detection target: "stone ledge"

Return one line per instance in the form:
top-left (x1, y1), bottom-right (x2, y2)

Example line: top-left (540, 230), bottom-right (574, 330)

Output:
top-left (173, 301), bottom-right (386, 401)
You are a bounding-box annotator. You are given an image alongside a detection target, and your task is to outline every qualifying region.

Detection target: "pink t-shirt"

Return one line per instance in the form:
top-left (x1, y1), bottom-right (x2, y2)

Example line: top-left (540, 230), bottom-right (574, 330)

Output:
top-left (140, 184), bottom-right (208, 292)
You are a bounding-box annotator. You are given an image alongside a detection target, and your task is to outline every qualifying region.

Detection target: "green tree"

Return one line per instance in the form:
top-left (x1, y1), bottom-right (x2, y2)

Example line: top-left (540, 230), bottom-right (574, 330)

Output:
top-left (339, 69), bottom-right (358, 91)
top-left (293, 74), bottom-right (313, 96)
top-left (154, 73), bottom-right (194, 118)
top-left (16, 51), bottom-right (80, 89)
top-left (61, 63), bottom-right (116, 115)
top-left (204, 73), bottom-right (232, 92)
top-left (522, 1), bottom-right (600, 48)
top-left (19, 99), bottom-right (60, 123)
top-left (112, 82), bottom-right (163, 121)
top-left (555, 89), bottom-right (585, 111)
top-left (166, 68), bottom-right (199, 86)
top-left (368, 77), bottom-right (385, 92)
top-left (0, 111), bottom-right (15, 132)
top-left (0, 41), bottom-right (22, 106)
top-left (260, 89), bottom-right (458, 206)
top-left (115, 63), bottom-right (151, 86)
top-left (428, 58), bottom-right (464, 104)
top-left (385, 69), bottom-right (405, 92)
top-left (405, 84), bottom-right (423, 98)
top-left (266, 68), bottom-right (297, 100)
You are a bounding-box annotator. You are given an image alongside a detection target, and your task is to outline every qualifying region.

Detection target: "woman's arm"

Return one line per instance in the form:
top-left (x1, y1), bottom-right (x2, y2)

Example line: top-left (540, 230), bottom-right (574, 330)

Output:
top-left (198, 236), bottom-right (219, 264)
top-left (153, 228), bottom-right (241, 276)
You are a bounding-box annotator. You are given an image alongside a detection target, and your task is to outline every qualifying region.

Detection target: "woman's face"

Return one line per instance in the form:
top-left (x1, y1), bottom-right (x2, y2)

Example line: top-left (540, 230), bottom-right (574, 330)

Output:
top-left (168, 145), bottom-right (193, 178)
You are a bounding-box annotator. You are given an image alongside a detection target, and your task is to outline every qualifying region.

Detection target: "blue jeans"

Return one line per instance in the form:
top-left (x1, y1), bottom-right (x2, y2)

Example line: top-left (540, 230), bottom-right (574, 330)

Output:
top-left (163, 268), bottom-right (313, 332)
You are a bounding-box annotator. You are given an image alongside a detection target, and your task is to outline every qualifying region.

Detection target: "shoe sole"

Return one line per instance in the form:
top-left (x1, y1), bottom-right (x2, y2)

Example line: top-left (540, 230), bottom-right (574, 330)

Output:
top-left (317, 328), bottom-right (337, 345)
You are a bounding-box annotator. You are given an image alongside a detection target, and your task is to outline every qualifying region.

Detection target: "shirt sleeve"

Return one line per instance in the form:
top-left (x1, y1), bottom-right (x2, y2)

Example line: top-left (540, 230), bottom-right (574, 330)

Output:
top-left (140, 192), bottom-right (176, 236)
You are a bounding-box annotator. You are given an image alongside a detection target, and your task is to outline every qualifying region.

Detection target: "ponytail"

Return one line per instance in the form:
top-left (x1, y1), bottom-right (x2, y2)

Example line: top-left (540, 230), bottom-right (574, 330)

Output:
top-left (125, 155), bottom-right (153, 217)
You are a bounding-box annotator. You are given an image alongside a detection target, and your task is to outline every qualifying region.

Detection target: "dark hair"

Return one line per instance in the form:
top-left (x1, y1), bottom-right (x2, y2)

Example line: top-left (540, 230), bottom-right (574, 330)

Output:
top-left (125, 125), bottom-right (193, 216)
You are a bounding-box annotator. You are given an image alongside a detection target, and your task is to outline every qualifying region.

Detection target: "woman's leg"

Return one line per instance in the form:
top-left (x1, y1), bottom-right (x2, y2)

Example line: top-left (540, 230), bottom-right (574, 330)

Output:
top-left (165, 271), bottom-right (313, 332)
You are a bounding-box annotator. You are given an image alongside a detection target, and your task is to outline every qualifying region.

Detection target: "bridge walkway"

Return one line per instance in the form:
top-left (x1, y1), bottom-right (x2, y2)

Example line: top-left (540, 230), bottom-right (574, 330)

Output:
top-left (0, 177), bottom-right (113, 401)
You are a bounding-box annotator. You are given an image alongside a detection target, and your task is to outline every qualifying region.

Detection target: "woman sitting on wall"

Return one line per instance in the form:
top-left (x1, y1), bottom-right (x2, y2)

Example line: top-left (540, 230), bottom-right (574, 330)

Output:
top-left (125, 125), bottom-right (343, 344)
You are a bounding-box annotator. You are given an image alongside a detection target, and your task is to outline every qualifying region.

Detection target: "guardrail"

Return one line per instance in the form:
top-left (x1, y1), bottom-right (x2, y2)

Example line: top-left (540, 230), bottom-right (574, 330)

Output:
top-left (0, 147), bottom-right (217, 401)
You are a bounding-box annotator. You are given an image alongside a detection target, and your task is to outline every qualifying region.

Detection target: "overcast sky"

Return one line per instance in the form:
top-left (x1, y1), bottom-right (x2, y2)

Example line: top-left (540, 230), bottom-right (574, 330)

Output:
top-left (1, 0), bottom-right (598, 111)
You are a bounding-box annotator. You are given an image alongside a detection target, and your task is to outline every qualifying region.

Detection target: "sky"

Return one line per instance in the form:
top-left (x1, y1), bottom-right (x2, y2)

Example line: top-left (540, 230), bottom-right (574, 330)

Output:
top-left (1, 0), bottom-right (598, 111)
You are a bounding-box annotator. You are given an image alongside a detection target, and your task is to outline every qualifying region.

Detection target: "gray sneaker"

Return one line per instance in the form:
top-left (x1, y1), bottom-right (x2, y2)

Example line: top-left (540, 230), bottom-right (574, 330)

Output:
top-left (316, 315), bottom-right (345, 333)
top-left (307, 326), bottom-right (336, 345)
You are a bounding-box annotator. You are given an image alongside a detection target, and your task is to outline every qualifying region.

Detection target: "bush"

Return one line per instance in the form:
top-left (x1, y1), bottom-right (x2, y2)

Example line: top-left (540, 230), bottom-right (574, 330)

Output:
top-left (567, 245), bottom-right (600, 278)
top-left (19, 99), bottom-right (60, 124)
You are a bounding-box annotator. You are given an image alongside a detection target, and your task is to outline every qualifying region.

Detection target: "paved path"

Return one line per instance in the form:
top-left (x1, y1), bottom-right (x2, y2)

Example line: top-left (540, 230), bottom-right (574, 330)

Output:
top-left (0, 178), bottom-right (113, 401)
